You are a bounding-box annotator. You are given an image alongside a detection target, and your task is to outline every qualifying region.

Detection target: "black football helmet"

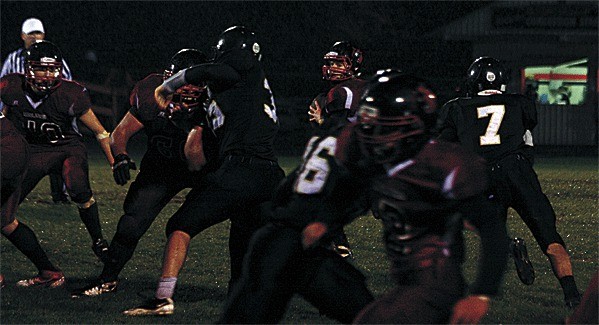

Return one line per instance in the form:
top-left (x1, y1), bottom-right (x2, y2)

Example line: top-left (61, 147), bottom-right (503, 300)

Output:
top-left (465, 56), bottom-right (508, 95)
top-left (213, 26), bottom-right (262, 61)
top-left (165, 49), bottom-right (208, 110)
top-left (322, 41), bottom-right (363, 82)
top-left (356, 69), bottom-right (438, 164)
top-left (24, 40), bottom-right (63, 93)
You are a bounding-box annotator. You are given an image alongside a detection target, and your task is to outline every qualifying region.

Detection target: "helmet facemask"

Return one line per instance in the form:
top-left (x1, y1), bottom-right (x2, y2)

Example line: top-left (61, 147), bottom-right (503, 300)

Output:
top-left (322, 55), bottom-right (354, 81)
top-left (25, 60), bottom-right (62, 94)
top-left (356, 105), bottom-right (426, 164)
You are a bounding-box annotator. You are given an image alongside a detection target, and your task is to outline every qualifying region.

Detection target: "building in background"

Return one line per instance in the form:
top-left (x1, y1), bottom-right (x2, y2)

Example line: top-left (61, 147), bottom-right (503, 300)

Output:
top-left (434, 0), bottom-right (597, 148)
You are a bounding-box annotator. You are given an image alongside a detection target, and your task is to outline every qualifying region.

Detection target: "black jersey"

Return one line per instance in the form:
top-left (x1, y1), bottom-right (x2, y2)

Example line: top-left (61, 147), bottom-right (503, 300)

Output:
top-left (1, 73), bottom-right (90, 146)
top-left (438, 93), bottom-right (537, 164)
top-left (187, 49), bottom-right (279, 161)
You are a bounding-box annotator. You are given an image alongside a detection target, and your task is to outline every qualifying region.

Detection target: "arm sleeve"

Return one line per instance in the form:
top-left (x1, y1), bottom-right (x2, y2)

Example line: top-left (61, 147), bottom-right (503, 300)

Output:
top-left (522, 97), bottom-right (538, 131)
top-left (459, 195), bottom-right (509, 296)
top-left (185, 63), bottom-right (241, 89)
top-left (437, 102), bottom-right (458, 142)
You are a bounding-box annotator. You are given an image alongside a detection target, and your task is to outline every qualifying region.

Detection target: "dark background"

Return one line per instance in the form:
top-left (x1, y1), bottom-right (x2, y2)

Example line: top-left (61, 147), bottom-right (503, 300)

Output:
top-left (1, 1), bottom-right (487, 95)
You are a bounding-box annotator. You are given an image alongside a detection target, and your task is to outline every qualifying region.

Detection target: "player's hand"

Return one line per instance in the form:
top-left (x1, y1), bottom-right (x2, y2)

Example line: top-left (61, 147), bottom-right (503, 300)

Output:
top-left (449, 295), bottom-right (490, 324)
top-left (301, 222), bottom-right (328, 249)
top-left (112, 153), bottom-right (137, 186)
top-left (308, 101), bottom-right (324, 125)
top-left (154, 84), bottom-right (174, 110)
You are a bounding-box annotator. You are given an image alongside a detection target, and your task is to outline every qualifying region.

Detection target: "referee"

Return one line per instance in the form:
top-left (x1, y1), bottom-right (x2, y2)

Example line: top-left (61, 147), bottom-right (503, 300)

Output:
top-left (1, 18), bottom-right (72, 203)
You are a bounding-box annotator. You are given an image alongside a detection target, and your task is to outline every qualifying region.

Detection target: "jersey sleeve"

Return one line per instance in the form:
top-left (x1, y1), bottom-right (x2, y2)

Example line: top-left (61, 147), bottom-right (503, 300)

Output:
top-left (437, 100), bottom-right (459, 142)
top-left (520, 95), bottom-right (538, 131)
top-left (71, 86), bottom-right (93, 117)
top-left (128, 75), bottom-right (162, 123)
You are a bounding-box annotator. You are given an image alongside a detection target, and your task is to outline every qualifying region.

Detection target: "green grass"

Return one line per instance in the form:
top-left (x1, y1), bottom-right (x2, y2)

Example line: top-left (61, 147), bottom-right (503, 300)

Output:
top-left (1, 152), bottom-right (597, 324)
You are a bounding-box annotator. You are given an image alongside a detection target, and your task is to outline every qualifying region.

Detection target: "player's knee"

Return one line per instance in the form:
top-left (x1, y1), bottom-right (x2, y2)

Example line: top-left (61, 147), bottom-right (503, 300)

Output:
top-left (1, 219), bottom-right (19, 236)
top-left (75, 196), bottom-right (96, 209)
top-left (114, 214), bottom-right (145, 246)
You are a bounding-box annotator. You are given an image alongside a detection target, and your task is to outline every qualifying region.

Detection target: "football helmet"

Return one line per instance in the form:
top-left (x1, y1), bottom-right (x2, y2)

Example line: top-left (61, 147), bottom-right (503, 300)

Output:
top-left (24, 40), bottom-right (63, 93)
top-left (322, 41), bottom-right (363, 81)
top-left (164, 49), bottom-right (208, 110)
top-left (356, 69), bottom-right (438, 164)
top-left (465, 56), bottom-right (508, 95)
top-left (213, 26), bottom-right (262, 61)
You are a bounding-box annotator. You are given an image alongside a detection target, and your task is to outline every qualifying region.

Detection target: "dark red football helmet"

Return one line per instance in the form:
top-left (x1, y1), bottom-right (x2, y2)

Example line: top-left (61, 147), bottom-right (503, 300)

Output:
top-left (164, 49), bottom-right (208, 109)
top-left (322, 41), bottom-right (363, 82)
top-left (24, 40), bottom-right (63, 93)
top-left (356, 69), bottom-right (438, 164)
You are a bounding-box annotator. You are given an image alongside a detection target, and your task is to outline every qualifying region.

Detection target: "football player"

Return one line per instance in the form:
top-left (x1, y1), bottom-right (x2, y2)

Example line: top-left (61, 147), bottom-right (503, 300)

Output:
top-left (122, 26), bottom-right (285, 316)
top-left (220, 90), bottom-right (375, 323)
top-left (307, 41), bottom-right (369, 258)
top-left (0, 40), bottom-right (113, 263)
top-left (70, 49), bottom-right (217, 298)
top-left (1, 112), bottom-right (64, 288)
top-left (301, 70), bottom-right (509, 324)
top-left (438, 57), bottom-right (581, 308)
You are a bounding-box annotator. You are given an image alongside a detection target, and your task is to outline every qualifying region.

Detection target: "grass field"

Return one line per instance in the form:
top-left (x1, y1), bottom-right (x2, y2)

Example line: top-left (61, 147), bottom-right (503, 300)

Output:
top-left (1, 148), bottom-right (597, 324)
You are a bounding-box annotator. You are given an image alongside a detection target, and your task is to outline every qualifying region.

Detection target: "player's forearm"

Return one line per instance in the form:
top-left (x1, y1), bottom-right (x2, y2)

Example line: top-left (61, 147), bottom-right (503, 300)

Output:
top-left (184, 126), bottom-right (206, 171)
top-left (97, 136), bottom-right (114, 166)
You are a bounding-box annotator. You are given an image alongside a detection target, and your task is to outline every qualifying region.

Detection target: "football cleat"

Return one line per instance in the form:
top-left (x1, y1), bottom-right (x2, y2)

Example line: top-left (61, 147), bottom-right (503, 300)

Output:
top-left (92, 238), bottom-right (110, 263)
top-left (16, 270), bottom-right (65, 288)
top-left (122, 298), bottom-right (175, 316)
top-left (511, 238), bottom-right (535, 285)
top-left (70, 279), bottom-right (118, 298)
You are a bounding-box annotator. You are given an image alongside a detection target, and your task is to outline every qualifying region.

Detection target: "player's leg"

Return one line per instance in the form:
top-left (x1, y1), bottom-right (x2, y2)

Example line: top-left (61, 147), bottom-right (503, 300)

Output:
top-left (1, 134), bottom-right (63, 288)
top-left (49, 171), bottom-right (69, 204)
top-left (298, 250), bottom-right (374, 323)
top-left (2, 219), bottom-right (64, 288)
top-left (62, 143), bottom-right (108, 262)
top-left (226, 159), bottom-right (285, 289)
top-left (71, 169), bottom-right (183, 298)
top-left (219, 224), bottom-right (300, 323)
top-left (489, 157), bottom-right (536, 285)
top-left (509, 154), bottom-right (580, 307)
top-left (354, 260), bottom-right (465, 323)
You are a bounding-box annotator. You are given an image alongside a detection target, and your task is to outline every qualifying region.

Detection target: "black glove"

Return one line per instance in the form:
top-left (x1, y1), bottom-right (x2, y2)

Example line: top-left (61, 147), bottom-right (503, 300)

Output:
top-left (112, 154), bottom-right (137, 185)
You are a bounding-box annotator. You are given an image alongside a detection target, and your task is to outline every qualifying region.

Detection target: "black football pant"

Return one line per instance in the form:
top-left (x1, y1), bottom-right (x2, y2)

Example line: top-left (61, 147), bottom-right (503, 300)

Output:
top-left (489, 153), bottom-right (565, 251)
top-left (220, 223), bottom-right (374, 324)
top-left (166, 155), bottom-right (285, 288)
top-left (101, 161), bottom-right (196, 281)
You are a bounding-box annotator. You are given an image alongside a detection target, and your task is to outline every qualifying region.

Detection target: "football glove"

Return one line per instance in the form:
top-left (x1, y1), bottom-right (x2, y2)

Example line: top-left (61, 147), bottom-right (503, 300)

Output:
top-left (112, 154), bottom-right (137, 185)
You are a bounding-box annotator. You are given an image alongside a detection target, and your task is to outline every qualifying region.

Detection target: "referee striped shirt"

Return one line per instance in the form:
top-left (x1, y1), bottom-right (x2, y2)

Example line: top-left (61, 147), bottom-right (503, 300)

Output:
top-left (1, 47), bottom-right (72, 79)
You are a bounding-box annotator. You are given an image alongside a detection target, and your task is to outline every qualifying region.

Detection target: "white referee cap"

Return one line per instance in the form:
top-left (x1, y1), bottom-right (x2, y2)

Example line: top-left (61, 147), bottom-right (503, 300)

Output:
top-left (22, 18), bottom-right (45, 34)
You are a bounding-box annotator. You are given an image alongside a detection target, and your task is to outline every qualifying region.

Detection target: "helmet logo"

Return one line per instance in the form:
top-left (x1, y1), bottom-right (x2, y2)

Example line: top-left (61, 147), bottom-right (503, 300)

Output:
top-left (486, 71), bottom-right (496, 82)
top-left (252, 43), bottom-right (260, 54)
top-left (41, 57), bottom-right (57, 63)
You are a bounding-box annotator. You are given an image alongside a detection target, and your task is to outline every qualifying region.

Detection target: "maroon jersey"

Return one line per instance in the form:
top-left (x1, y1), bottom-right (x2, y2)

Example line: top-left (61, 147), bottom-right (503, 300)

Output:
top-left (310, 78), bottom-right (367, 127)
top-left (129, 74), bottom-right (189, 162)
top-left (334, 124), bottom-right (505, 296)
top-left (0, 73), bottom-right (91, 146)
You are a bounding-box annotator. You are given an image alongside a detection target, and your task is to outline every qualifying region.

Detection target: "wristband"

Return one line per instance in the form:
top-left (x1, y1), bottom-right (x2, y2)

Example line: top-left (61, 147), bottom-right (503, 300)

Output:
top-left (96, 130), bottom-right (110, 140)
top-left (475, 295), bottom-right (490, 302)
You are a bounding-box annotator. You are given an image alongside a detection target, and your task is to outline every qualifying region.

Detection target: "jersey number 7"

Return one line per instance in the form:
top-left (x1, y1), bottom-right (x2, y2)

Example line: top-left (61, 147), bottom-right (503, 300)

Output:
top-left (477, 105), bottom-right (505, 146)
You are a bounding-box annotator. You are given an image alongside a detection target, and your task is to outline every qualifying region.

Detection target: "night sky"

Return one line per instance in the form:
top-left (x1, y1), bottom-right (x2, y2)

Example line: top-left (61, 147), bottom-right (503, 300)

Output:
top-left (1, 1), bottom-right (487, 87)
